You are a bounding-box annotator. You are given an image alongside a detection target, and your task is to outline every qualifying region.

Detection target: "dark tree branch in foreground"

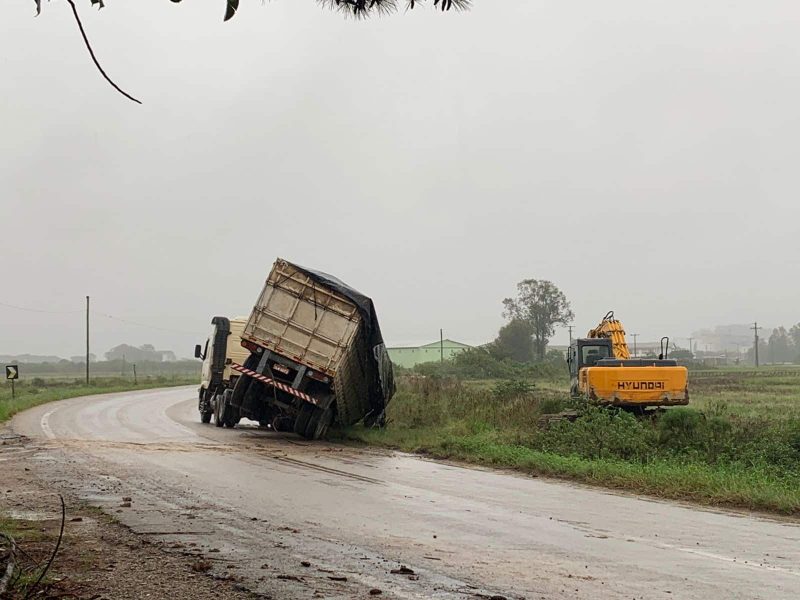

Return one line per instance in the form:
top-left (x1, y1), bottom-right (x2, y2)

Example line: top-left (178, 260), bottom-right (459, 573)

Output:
top-left (35, 0), bottom-right (471, 22)
top-left (64, 0), bottom-right (142, 104)
top-left (33, 0), bottom-right (469, 103)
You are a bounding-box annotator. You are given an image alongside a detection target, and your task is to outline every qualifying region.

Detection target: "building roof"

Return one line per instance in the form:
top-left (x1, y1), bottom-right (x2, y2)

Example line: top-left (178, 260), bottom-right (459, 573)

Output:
top-left (388, 339), bottom-right (473, 350)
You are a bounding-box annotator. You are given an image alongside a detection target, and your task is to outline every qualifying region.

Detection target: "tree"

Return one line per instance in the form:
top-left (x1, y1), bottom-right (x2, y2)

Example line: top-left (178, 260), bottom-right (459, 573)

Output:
top-left (491, 319), bottom-right (535, 363)
top-left (789, 324), bottom-right (800, 360)
top-left (745, 340), bottom-right (768, 366)
top-left (33, 0), bottom-right (469, 104)
top-left (502, 279), bottom-right (574, 361)
top-left (767, 326), bottom-right (795, 364)
top-left (34, 0), bottom-right (469, 22)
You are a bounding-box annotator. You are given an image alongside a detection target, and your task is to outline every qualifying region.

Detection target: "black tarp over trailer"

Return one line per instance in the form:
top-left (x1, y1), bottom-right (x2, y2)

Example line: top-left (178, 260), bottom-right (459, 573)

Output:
top-left (289, 262), bottom-right (395, 424)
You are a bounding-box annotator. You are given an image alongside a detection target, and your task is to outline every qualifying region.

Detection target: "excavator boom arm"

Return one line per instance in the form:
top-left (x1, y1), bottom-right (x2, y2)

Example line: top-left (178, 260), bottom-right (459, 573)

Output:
top-left (587, 311), bottom-right (631, 359)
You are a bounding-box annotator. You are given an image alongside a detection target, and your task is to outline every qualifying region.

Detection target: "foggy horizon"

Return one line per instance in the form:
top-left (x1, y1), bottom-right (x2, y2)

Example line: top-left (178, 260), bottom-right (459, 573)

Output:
top-left (3, 1), bottom-right (800, 358)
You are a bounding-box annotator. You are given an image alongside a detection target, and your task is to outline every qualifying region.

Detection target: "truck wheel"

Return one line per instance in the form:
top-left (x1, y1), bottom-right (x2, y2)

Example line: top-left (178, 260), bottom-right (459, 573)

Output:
top-left (230, 372), bottom-right (251, 410)
top-left (222, 388), bottom-right (240, 428)
top-left (305, 407), bottom-right (333, 440)
top-left (293, 404), bottom-right (315, 436)
top-left (272, 415), bottom-right (294, 432)
top-left (199, 389), bottom-right (213, 424)
top-left (213, 393), bottom-right (224, 427)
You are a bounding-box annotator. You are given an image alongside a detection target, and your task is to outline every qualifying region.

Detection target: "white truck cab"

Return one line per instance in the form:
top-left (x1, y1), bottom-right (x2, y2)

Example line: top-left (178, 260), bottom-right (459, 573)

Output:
top-left (194, 316), bottom-right (249, 425)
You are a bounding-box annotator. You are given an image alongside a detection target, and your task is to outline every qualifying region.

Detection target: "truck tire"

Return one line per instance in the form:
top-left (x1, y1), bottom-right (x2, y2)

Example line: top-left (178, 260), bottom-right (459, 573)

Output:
top-left (213, 393), bottom-right (224, 427)
top-left (305, 406), bottom-right (333, 440)
top-left (199, 390), bottom-right (213, 424)
top-left (221, 388), bottom-right (240, 428)
top-left (230, 371), bottom-right (252, 410)
top-left (293, 404), bottom-right (314, 437)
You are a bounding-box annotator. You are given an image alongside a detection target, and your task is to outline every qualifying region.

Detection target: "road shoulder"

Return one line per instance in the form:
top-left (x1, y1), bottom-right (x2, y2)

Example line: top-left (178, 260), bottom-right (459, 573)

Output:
top-left (0, 430), bottom-right (258, 600)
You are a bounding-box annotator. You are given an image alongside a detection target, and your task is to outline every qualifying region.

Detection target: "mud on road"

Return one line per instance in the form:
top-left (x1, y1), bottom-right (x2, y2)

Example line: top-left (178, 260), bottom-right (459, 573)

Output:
top-left (4, 387), bottom-right (800, 600)
top-left (0, 431), bottom-right (256, 600)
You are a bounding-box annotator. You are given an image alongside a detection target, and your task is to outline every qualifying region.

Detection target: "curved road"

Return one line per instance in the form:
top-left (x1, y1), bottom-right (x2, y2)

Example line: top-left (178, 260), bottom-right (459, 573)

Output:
top-left (11, 387), bottom-right (800, 599)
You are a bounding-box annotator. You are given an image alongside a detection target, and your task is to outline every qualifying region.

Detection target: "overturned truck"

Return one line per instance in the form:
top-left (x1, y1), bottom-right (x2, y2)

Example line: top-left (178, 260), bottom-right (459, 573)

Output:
top-left (215, 259), bottom-right (395, 439)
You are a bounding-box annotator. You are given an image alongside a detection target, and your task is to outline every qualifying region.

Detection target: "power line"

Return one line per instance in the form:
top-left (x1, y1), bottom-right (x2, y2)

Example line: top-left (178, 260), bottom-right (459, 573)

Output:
top-left (1, 300), bottom-right (203, 336)
top-left (91, 311), bottom-right (204, 336)
top-left (0, 301), bottom-right (83, 314)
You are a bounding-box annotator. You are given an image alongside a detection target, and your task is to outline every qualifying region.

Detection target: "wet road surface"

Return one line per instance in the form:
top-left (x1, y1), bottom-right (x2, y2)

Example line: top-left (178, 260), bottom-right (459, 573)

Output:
top-left (11, 387), bottom-right (800, 599)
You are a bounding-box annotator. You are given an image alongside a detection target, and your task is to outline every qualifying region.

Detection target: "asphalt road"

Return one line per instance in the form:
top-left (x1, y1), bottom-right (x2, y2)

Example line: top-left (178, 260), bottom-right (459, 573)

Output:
top-left (11, 387), bottom-right (800, 599)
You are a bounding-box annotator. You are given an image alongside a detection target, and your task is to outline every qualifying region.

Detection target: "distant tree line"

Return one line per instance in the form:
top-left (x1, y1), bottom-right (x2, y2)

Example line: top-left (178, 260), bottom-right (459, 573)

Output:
top-left (8, 359), bottom-right (199, 377)
top-left (745, 325), bottom-right (800, 365)
top-left (104, 344), bottom-right (177, 363)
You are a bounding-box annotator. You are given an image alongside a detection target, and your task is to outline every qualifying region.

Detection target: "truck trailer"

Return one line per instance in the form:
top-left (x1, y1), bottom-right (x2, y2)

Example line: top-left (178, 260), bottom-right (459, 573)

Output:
top-left (215, 259), bottom-right (395, 439)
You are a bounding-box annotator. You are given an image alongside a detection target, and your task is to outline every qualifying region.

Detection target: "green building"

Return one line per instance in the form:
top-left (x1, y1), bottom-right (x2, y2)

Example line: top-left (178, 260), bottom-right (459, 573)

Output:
top-left (387, 339), bottom-right (473, 369)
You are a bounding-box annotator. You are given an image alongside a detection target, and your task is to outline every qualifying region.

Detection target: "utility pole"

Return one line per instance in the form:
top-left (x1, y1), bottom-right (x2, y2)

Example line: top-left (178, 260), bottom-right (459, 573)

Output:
top-left (688, 337), bottom-right (694, 357)
top-left (567, 325), bottom-right (574, 345)
top-left (86, 296), bottom-right (90, 385)
top-left (631, 333), bottom-right (638, 357)
top-left (751, 322), bottom-right (760, 367)
top-left (440, 328), bottom-right (444, 363)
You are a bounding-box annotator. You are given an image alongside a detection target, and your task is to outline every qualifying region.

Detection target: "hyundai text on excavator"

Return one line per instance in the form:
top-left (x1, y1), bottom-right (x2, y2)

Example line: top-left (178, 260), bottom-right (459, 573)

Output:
top-left (567, 311), bottom-right (689, 409)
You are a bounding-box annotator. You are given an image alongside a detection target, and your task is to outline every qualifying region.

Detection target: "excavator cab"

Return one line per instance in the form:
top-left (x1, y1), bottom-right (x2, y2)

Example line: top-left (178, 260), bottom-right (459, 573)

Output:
top-left (567, 339), bottom-right (613, 395)
top-left (568, 339), bottom-right (611, 372)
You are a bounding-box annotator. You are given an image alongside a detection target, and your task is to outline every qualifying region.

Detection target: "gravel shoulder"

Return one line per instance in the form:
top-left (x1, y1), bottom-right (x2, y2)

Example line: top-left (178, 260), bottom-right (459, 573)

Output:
top-left (0, 430), bottom-right (259, 600)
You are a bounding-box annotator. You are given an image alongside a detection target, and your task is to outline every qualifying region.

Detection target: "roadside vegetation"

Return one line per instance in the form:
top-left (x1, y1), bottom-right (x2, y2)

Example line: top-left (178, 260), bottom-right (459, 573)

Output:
top-left (0, 375), bottom-right (197, 423)
top-left (342, 352), bottom-right (800, 516)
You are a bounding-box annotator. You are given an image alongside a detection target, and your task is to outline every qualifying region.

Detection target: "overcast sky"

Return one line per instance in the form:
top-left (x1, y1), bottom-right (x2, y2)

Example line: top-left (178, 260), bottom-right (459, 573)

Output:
top-left (2, 0), bottom-right (799, 358)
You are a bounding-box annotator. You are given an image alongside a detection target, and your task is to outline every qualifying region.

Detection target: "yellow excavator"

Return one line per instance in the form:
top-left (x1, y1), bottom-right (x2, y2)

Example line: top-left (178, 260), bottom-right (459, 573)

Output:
top-left (567, 311), bottom-right (689, 409)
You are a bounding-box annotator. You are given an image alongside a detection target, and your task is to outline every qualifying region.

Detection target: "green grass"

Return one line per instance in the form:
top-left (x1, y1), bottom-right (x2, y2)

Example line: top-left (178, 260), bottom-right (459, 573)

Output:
top-left (0, 376), bottom-right (196, 423)
top-left (340, 370), bottom-right (800, 516)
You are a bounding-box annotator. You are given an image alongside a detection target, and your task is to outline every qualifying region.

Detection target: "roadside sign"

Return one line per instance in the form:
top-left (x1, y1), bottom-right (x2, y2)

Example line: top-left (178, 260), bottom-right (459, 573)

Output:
top-left (5, 365), bottom-right (18, 400)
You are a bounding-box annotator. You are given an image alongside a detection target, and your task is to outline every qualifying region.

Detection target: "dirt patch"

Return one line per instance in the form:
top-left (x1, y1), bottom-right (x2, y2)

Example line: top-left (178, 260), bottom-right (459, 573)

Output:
top-left (0, 435), bottom-right (259, 600)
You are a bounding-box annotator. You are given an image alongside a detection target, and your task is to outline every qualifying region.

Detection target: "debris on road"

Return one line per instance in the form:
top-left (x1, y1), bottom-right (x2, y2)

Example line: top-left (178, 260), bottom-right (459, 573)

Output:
top-left (192, 560), bottom-right (213, 572)
top-left (390, 565), bottom-right (415, 575)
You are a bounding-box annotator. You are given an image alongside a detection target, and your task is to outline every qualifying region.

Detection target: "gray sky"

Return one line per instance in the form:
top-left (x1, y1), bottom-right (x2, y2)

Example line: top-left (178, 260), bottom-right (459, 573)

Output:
top-left (2, 0), bottom-right (799, 358)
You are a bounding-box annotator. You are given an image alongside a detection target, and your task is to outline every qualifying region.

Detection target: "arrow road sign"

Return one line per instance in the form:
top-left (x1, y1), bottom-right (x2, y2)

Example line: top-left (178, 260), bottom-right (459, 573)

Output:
top-left (6, 365), bottom-right (19, 380)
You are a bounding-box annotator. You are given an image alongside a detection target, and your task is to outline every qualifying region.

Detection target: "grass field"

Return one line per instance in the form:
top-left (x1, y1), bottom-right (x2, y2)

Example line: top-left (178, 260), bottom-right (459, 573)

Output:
top-left (0, 376), bottom-right (196, 424)
top-left (341, 368), bottom-right (800, 516)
